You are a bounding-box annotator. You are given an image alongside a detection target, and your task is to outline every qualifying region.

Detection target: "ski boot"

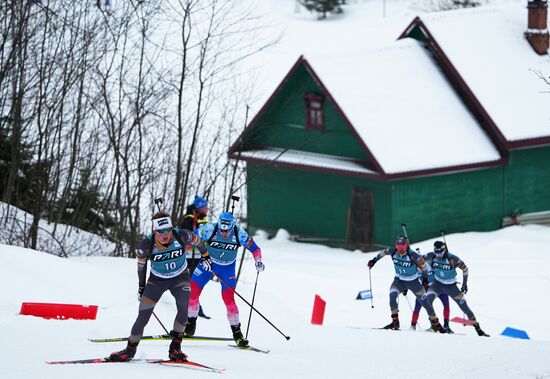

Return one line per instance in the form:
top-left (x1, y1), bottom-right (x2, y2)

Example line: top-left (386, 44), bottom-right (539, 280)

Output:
top-left (410, 322), bottom-right (417, 331)
top-left (231, 323), bottom-right (249, 347)
top-left (444, 319), bottom-right (454, 334)
top-left (108, 341), bottom-right (138, 362)
top-left (168, 330), bottom-right (188, 361)
top-left (429, 317), bottom-right (447, 334)
top-left (474, 322), bottom-right (490, 337)
top-left (198, 305), bottom-right (211, 319)
top-left (184, 317), bottom-right (197, 337)
top-left (382, 314), bottom-right (400, 330)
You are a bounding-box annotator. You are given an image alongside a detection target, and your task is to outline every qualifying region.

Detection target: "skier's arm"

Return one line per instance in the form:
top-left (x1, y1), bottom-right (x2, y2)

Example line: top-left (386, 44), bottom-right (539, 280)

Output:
top-left (452, 255), bottom-right (469, 291)
top-left (368, 248), bottom-right (390, 268)
top-left (136, 238), bottom-right (151, 289)
top-left (238, 228), bottom-right (264, 272)
top-left (178, 229), bottom-right (208, 255)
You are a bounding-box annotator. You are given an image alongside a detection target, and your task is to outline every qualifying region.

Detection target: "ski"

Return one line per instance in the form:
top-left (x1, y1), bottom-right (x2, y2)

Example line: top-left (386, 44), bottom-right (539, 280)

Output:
top-left (46, 357), bottom-right (224, 373)
top-left (228, 344), bottom-right (270, 354)
top-left (89, 335), bottom-right (233, 343)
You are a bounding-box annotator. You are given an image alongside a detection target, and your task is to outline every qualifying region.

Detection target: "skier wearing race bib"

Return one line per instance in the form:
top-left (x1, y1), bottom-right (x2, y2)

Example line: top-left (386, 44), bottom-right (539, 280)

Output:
top-left (368, 235), bottom-right (446, 333)
top-left (424, 240), bottom-right (489, 336)
top-left (109, 211), bottom-right (208, 362)
top-left (184, 211), bottom-right (265, 347)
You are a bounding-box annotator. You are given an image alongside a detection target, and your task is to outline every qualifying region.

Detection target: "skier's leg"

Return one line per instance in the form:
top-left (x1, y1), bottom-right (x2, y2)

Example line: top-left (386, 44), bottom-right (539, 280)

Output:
top-left (439, 292), bottom-right (451, 330)
top-left (187, 266), bottom-right (212, 319)
top-left (110, 277), bottom-right (166, 361)
top-left (412, 280), bottom-right (446, 333)
top-left (218, 263), bottom-right (239, 325)
top-left (410, 298), bottom-right (422, 328)
top-left (384, 278), bottom-right (405, 329)
top-left (129, 277), bottom-right (166, 342)
top-left (445, 284), bottom-right (476, 321)
top-left (170, 270), bottom-right (191, 333)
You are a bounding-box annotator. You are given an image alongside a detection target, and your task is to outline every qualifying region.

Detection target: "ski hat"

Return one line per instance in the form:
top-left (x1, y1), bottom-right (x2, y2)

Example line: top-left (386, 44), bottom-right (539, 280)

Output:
top-left (395, 235), bottom-right (408, 250)
top-left (217, 212), bottom-right (235, 231)
top-left (152, 216), bottom-right (173, 232)
top-left (434, 241), bottom-right (447, 257)
top-left (193, 195), bottom-right (208, 210)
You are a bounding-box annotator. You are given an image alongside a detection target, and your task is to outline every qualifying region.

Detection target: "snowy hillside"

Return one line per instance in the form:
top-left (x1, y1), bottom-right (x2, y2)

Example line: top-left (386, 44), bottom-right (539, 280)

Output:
top-left (1, 225), bottom-right (550, 378)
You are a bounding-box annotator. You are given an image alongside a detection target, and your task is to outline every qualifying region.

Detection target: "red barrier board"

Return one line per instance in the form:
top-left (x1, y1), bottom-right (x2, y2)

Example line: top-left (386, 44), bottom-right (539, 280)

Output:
top-left (20, 302), bottom-right (98, 320)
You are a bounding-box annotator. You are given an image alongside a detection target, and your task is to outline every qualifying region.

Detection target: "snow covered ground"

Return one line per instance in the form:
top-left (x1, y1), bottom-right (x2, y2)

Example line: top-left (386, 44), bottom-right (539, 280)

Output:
top-left (1, 225), bottom-right (550, 378)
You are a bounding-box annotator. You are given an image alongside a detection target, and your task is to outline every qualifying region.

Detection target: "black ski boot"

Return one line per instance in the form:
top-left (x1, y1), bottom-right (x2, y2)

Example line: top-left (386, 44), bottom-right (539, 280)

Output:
top-left (231, 323), bottom-right (249, 347)
top-left (184, 317), bottom-right (197, 337)
top-left (168, 330), bottom-right (188, 361)
top-left (474, 322), bottom-right (490, 337)
top-left (108, 341), bottom-right (138, 362)
top-left (429, 317), bottom-right (447, 334)
top-left (383, 314), bottom-right (400, 330)
top-left (410, 322), bottom-right (417, 331)
top-left (444, 319), bottom-right (454, 334)
top-left (198, 305), bottom-right (211, 319)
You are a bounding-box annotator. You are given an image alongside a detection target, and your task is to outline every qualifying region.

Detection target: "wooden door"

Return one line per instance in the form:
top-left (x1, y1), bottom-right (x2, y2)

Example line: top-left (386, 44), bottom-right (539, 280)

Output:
top-left (351, 188), bottom-right (373, 249)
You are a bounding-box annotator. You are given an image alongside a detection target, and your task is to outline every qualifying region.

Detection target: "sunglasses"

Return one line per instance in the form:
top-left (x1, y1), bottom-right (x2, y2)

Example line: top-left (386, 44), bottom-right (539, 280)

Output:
top-left (156, 229), bottom-right (172, 235)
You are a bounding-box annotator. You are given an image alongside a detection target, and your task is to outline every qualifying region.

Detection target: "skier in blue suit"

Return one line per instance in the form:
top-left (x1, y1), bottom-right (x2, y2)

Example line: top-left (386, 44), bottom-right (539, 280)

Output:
top-left (185, 212), bottom-right (265, 347)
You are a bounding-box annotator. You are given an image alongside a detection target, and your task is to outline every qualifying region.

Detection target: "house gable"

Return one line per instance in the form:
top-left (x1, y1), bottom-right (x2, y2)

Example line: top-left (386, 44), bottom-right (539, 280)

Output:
top-left (229, 56), bottom-right (382, 175)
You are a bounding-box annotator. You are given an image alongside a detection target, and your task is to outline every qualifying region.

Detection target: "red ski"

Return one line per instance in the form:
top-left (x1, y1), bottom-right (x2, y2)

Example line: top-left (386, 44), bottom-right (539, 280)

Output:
top-left (46, 357), bottom-right (224, 373)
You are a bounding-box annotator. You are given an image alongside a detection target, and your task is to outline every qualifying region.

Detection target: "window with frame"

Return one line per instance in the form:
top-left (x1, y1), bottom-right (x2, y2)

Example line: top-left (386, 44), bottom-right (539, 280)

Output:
top-left (304, 93), bottom-right (324, 131)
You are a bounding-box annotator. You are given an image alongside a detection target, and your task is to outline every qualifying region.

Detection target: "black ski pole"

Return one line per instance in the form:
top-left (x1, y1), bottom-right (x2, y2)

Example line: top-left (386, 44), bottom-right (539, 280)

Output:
top-left (154, 197), bottom-right (164, 213)
top-left (368, 267), bottom-right (374, 308)
top-left (401, 223), bottom-right (409, 240)
top-left (245, 271), bottom-right (259, 339)
top-left (152, 311), bottom-right (169, 335)
top-left (210, 271), bottom-right (290, 341)
top-left (229, 195), bottom-right (240, 214)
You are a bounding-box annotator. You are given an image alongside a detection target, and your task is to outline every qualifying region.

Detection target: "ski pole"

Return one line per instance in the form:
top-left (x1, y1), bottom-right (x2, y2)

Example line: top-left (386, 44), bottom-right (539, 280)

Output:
top-left (245, 271), bottom-right (259, 339)
top-left (152, 311), bottom-right (169, 335)
top-left (368, 267), bottom-right (374, 308)
top-left (401, 223), bottom-right (409, 240)
top-left (210, 271), bottom-right (290, 341)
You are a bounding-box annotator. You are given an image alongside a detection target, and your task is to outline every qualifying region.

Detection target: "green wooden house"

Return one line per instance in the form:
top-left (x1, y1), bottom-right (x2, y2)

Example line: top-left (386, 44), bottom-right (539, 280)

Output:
top-left (229, 4), bottom-right (550, 249)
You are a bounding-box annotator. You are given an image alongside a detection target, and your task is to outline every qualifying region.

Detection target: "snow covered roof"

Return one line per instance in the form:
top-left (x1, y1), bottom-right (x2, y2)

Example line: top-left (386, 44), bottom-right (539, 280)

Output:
top-left (237, 147), bottom-right (379, 177)
top-left (302, 38), bottom-right (502, 175)
top-left (409, 5), bottom-right (550, 146)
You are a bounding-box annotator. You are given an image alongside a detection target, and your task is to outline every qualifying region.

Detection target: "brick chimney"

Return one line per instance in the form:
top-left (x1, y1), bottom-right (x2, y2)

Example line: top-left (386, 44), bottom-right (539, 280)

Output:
top-left (525, 0), bottom-right (549, 55)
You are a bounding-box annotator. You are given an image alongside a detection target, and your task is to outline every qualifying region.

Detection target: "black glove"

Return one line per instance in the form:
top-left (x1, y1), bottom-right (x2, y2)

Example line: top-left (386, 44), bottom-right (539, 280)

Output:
top-left (367, 257), bottom-right (378, 269)
top-left (201, 255), bottom-right (212, 271)
top-left (402, 289), bottom-right (408, 296)
top-left (461, 284), bottom-right (468, 294)
top-left (422, 277), bottom-right (430, 290)
top-left (137, 286), bottom-right (144, 301)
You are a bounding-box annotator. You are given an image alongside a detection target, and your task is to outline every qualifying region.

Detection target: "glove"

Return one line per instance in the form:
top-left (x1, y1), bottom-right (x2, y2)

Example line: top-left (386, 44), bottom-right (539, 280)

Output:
top-left (255, 259), bottom-right (265, 272)
top-left (422, 277), bottom-right (430, 290)
top-left (201, 255), bottom-right (212, 271)
top-left (402, 289), bottom-right (408, 296)
top-left (137, 286), bottom-right (144, 301)
top-left (461, 284), bottom-right (468, 294)
top-left (367, 257), bottom-right (378, 268)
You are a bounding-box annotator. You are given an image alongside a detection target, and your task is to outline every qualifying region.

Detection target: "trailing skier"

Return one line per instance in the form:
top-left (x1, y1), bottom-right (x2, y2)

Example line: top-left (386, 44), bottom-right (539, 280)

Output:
top-left (368, 235), bottom-right (446, 333)
top-left (109, 210), bottom-right (208, 362)
top-left (185, 211), bottom-right (265, 347)
top-left (181, 194), bottom-right (210, 319)
top-left (424, 240), bottom-right (489, 337)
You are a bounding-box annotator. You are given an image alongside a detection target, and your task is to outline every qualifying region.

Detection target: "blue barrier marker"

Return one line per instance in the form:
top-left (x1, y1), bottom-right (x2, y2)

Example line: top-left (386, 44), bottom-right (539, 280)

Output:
top-left (500, 327), bottom-right (529, 339)
top-left (356, 290), bottom-right (372, 300)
